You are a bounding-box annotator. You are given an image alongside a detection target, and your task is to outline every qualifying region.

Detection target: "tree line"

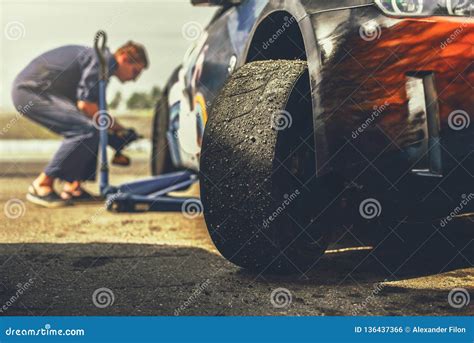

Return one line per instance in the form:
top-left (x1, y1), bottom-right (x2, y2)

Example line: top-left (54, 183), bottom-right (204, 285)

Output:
top-left (108, 86), bottom-right (161, 110)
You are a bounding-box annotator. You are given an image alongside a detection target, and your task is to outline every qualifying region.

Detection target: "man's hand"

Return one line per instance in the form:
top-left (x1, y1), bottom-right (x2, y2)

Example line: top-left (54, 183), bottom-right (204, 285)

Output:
top-left (108, 128), bottom-right (142, 167)
top-left (77, 100), bottom-right (124, 132)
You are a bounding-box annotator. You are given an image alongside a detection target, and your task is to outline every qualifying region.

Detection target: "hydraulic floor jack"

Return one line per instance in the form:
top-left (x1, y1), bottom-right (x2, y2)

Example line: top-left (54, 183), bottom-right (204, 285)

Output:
top-left (94, 30), bottom-right (201, 213)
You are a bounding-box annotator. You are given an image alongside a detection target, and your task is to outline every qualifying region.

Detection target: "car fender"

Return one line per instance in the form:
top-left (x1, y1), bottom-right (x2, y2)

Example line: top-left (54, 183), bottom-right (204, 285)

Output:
top-left (242, 0), bottom-right (326, 174)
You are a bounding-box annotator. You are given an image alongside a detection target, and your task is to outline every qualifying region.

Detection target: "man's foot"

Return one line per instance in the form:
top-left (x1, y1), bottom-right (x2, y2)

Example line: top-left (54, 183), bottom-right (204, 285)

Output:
top-left (61, 188), bottom-right (100, 203)
top-left (31, 174), bottom-right (55, 196)
top-left (112, 152), bottom-right (131, 166)
top-left (26, 184), bottom-right (72, 208)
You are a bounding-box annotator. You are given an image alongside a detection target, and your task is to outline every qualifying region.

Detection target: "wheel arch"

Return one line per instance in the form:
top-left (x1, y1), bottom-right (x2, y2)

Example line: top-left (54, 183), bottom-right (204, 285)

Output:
top-left (242, 1), bottom-right (327, 177)
top-left (245, 10), bottom-right (307, 62)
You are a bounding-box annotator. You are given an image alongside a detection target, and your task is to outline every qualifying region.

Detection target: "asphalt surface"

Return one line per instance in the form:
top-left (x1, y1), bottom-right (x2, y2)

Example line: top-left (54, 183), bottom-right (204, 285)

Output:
top-left (0, 160), bottom-right (473, 316)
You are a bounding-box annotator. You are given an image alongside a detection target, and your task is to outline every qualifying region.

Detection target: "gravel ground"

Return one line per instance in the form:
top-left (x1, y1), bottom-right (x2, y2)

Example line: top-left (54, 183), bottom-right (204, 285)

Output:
top-left (0, 159), bottom-right (472, 316)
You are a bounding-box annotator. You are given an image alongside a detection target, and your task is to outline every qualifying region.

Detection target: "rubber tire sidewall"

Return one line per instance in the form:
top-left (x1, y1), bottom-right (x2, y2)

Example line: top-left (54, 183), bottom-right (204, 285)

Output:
top-left (151, 93), bottom-right (176, 175)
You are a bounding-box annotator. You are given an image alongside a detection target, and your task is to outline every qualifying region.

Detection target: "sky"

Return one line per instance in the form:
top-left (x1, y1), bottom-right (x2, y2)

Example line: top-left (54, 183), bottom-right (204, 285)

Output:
top-left (0, 0), bottom-right (216, 111)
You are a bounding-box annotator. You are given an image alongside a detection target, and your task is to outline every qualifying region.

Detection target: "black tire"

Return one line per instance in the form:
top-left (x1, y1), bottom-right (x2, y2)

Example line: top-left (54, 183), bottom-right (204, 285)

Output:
top-left (200, 60), bottom-right (333, 274)
top-left (151, 93), bottom-right (177, 175)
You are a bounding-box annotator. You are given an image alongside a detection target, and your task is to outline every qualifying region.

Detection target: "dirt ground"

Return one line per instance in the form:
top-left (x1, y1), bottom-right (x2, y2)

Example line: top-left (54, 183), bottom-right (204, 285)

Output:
top-left (0, 159), bottom-right (473, 316)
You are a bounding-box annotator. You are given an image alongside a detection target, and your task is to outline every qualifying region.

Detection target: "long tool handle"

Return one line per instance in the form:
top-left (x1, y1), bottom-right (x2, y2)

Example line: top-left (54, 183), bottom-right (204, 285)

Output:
top-left (94, 30), bottom-right (109, 195)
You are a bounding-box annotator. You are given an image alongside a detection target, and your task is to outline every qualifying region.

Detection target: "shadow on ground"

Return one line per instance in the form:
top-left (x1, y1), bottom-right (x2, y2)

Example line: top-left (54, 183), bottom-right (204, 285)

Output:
top-left (0, 243), bottom-right (471, 316)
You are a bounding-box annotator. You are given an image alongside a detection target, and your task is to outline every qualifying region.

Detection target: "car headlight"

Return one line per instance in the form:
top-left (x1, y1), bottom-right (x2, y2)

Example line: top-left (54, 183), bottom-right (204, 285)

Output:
top-left (375, 0), bottom-right (473, 17)
top-left (446, 0), bottom-right (473, 15)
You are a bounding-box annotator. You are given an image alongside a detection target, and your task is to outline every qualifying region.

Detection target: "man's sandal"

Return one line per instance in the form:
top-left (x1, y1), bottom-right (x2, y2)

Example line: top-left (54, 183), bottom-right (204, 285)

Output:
top-left (26, 184), bottom-right (72, 208)
top-left (60, 189), bottom-right (100, 203)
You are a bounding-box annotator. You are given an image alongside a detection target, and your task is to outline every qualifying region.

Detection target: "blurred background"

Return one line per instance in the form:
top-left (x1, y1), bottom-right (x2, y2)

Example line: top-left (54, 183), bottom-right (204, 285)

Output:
top-left (0, 0), bottom-right (214, 156)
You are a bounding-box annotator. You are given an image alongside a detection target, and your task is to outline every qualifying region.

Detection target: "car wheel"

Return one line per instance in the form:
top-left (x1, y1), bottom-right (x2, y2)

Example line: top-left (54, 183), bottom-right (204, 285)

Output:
top-left (151, 92), bottom-right (177, 175)
top-left (200, 60), bottom-right (334, 274)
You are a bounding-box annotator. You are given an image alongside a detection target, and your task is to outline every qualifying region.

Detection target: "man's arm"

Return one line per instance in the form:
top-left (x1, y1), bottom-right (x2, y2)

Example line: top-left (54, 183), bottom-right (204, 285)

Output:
top-left (77, 100), bottom-right (123, 131)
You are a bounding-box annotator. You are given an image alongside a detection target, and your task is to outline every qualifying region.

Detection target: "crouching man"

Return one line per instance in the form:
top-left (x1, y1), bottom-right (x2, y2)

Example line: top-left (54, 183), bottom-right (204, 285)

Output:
top-left (11, 41), bottom-right (148, 207)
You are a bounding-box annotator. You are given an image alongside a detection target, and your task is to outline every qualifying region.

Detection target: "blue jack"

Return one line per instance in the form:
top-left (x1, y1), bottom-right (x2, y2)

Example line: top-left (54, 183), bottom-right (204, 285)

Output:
top-left (94, 30), bottom-right (201, 213)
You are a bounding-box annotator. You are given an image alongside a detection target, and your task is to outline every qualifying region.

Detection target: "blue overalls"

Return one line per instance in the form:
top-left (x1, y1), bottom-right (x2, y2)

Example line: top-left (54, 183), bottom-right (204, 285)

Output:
top-left (11, 45), bottom-right (117, 182)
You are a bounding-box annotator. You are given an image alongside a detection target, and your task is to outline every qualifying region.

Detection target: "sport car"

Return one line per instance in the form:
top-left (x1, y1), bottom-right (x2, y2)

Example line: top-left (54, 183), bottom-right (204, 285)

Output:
top-left (152, 0), bottom-right (473, 273)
